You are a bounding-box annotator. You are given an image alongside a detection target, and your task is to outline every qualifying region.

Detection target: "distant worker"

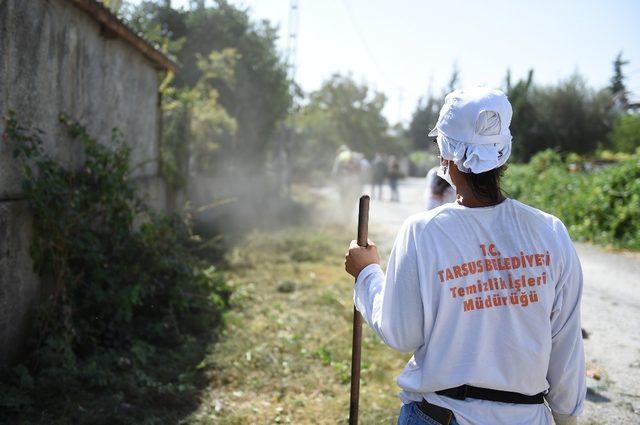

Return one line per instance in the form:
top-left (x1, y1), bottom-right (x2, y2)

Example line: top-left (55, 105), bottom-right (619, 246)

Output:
top-left (332, 145), bottom-right (364, 213)
top-left (345, 87), bottom-right (585, 425)
top-left (371, 153), bottom-right (387, 200)
top-left (356, 152), bottom-right (372, 189)
top-left (387, 156), bottom-right (402, 202)
top-left (424, 165), bottom-right (455, 210)
top-left (331, 145), bottom-right (352, 178)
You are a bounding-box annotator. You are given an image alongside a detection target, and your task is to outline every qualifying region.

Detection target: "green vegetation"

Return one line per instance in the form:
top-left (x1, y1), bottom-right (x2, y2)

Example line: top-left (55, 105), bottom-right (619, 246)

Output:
top-left (408, 54), bottom-right (637, 163)
top-left (503, 149), bottom-right (640, 250)
top-left (408, 55), bottom-right (640, 247)
top-left (0, 115), bottom-right (230, 423)
top-left (125, 1), bottom-right (291, 175)
top-left (506, 73), bottom-right (614, 161)
top-left (125, 2), bottom-right (414, 185)
top-left (160, 48), bottom-right (238, 189)
top-left (290, 74), bottom-right (410, 181)
top-left (124, 0), bottom-right (296, 223)
top-left (186, 227), bottom-right (406, 424)
top-left (610, 114), bottom-right (640, 154)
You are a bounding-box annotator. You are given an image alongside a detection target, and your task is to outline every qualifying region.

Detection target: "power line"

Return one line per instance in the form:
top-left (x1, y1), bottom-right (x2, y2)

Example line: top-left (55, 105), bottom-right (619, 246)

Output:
top-left (338, 0), bottom-right (406, 123)
top-left (338, 0), bottom-right (394, 88)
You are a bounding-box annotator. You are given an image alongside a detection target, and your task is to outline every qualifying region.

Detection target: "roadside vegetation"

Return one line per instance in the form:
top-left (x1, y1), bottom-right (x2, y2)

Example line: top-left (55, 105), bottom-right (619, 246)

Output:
top-left (186, 225), bottom-right (407, 424)
top-left (503, 149), bottom-right (640, 250)
top-left (0, 116), bottom-right (230, 424)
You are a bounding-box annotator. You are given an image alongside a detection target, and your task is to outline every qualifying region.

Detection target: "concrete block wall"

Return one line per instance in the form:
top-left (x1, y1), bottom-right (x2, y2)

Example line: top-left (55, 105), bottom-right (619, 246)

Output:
top-left (0, 0), bottom-right (167, 364)
top-left (0, 202), bottom-right (39, 365)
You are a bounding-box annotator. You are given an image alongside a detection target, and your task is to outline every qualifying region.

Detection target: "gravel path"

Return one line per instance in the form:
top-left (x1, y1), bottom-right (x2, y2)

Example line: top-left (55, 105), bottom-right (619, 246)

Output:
top-left (336, 177), bottom-right (640, 424)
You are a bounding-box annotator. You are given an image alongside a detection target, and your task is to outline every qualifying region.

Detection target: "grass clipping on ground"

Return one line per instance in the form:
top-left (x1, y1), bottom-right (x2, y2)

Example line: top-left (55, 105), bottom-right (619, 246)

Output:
top-left (188, 226), bottom-right (407, 424)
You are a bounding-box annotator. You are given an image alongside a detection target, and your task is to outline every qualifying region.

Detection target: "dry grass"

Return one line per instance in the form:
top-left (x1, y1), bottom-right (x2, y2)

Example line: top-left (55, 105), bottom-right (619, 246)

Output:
top-left (186, 226), bottom-right (408, 424)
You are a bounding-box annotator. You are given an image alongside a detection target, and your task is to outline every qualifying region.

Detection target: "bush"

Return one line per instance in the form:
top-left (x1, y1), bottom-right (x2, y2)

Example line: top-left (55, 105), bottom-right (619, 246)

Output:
top-left (610, 113), bottom-right (640, 154)
top-left (503, 149), bottom-right (640, 249)
top-left (0, 113), bottom-right (230, 422)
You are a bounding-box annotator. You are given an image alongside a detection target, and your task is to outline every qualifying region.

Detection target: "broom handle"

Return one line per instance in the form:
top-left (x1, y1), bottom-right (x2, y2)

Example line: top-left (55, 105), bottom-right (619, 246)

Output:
top-left (349, 195), bottom-right (369, 425)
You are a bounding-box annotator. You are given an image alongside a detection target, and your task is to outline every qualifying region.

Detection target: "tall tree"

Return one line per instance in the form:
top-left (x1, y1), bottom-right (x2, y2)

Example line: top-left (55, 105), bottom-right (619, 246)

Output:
top-left (610, 51), bottom-right (629, 111)
top-left (533, 75), bottom-right (613, 155)
top-left (125, 1), bottom-right (291, 170)
top-left (506, 72), bottom-right (614, 159)
top-left (610, 52), bottom-right (629, 96)
top-left (506, 69), bottom-right (538, 161)
top-left (407, 95), bottom-right (439, 150)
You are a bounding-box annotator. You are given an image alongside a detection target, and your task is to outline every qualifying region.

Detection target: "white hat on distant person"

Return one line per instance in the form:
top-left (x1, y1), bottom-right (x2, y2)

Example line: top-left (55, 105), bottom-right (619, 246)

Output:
top-left (428, 87), bottom-right (513, 174)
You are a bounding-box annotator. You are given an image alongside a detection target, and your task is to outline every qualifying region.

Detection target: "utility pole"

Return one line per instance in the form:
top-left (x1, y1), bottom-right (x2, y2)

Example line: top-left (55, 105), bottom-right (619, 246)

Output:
top-left (286, 0), bottom-right (300, 83)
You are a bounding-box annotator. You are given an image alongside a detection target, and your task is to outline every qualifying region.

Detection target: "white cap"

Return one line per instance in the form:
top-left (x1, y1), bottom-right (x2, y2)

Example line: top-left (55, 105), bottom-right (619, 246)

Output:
top-left (428, 87), bottom-right (514, 173)
top-left (428, 87), bottom-right (513, 143)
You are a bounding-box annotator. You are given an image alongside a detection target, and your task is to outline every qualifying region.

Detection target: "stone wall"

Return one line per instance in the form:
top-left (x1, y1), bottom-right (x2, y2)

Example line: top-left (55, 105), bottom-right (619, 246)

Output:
top-left (0, 0), bottom-right (167, 364)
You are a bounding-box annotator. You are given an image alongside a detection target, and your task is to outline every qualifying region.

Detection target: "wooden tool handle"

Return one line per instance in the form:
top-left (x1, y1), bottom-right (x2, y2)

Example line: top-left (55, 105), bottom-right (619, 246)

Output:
top-left (357, 195), bottom-right (370, 248)
top-left (349, 307), bottom-right (363, 425)
top-left (349, 195), bottom-right (370, 425)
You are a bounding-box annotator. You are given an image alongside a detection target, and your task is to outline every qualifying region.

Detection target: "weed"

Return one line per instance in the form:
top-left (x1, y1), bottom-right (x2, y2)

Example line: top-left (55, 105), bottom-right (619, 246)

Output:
top-left (0, 113), bottom-right (230, 423)
top-left (189, 227), bottom-right (409, 423)
top-left (503, 149), bottom-right (640, 249)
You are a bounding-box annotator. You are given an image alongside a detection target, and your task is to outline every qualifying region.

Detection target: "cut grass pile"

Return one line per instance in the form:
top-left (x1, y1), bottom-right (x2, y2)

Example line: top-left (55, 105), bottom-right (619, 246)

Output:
top-left (187, 226), bottom-right (409, 424)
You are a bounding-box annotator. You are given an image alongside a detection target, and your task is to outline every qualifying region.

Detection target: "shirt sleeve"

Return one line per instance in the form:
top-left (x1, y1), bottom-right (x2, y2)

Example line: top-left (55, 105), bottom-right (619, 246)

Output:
top-left (545, 223), bottom-right (586, 416)
top-left (353, 219), bottom-right (424, 353)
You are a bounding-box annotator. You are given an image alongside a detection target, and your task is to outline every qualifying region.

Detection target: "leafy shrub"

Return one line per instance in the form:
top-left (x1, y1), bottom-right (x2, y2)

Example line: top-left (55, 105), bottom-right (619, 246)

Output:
top-left (610, 113), bottom-right (640, 154)
top-left (0, 113), bottom-right (230, 422)
top-left (503, 149), bottom-right (640, 249)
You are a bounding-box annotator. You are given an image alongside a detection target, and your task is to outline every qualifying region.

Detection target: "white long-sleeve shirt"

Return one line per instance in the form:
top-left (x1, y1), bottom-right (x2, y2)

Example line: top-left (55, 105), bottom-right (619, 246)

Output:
top-left (354, 198), bottom-right (586, 425)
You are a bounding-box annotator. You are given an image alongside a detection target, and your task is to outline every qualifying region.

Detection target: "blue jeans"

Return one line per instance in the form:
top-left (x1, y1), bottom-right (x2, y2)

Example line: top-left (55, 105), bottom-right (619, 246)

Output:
top-left (397, 402), bottom-right (460, 425)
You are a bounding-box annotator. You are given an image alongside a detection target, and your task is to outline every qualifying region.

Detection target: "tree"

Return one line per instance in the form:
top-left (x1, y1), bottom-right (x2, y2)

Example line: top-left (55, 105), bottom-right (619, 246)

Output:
top-left (407, 67), bottom-right (460, 151)
top-left (291, 74), bottom-right (405, 179)
top-left (610, 51), bottom-right (629, 110)
top-left (531, 75), bottom-right (613, 156)
top-left (123, 0), bottom-right (294, 225)
top-left (506, 69), bottom-right (539, 161)
top-left (123, 2), bottom-right (187, 56)
top-left (125, 1), bottom-right (291, 171)
top-left (505, 71), bottom-right (615, 160)
top-left (102, 0), bottom-right (122, 13)
top-left (160, 49), bottom-right (238, 192)
top-left (407, 95), bottom-right (439, 150)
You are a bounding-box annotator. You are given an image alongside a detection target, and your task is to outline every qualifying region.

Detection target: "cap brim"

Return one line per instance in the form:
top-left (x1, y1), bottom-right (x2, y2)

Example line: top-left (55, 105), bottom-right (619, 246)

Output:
top-left (427, 127), bottom-right (438, 137)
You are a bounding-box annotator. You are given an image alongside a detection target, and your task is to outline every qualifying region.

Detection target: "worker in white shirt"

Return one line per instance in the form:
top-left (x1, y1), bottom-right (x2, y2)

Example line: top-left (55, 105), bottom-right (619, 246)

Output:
top-left (345, 87), bottom-right (585, 425)
top-left (424, 166), bottom-right (456, 210)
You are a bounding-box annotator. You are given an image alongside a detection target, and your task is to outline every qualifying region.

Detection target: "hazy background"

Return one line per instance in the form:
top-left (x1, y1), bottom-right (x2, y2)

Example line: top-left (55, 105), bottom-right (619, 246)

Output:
top-left (132, 0), bottom-right (640, 124)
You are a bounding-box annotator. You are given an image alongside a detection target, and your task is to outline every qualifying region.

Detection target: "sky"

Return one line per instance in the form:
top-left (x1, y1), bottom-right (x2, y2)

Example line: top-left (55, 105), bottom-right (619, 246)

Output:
top-left (131, 0), bottom-right (640, 125)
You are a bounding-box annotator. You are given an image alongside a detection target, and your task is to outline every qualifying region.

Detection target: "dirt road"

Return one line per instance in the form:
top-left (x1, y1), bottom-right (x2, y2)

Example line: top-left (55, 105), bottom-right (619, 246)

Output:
top-left (349, 177), bottom-right (640, 424)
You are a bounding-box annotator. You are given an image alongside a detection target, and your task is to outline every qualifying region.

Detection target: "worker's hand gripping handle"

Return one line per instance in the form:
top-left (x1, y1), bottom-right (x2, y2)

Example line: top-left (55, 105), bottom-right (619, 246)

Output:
top-left (349, 195), bottom-right (369, 425)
